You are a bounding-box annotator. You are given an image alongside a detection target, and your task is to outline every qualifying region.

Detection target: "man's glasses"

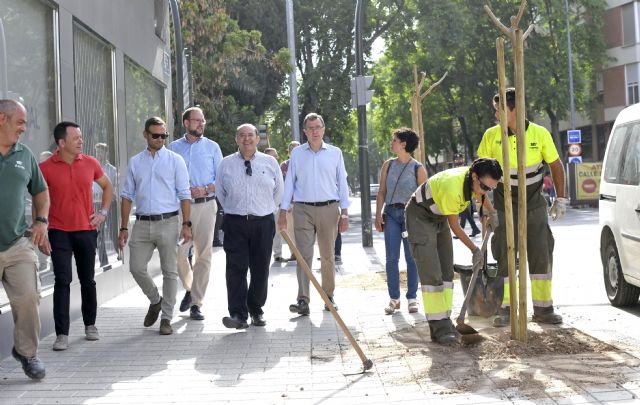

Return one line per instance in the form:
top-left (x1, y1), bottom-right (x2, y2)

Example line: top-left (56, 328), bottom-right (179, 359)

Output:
top-left (305, 125), bottom-right (324, 132)
top-left (479, 179), bottom-right (495, 192)
top-left (189, 118), bottom-right (206, 124)
top-left (150, 133), bottom-right (169, 140)
top-left (244, 160), bottom-right (252, 176)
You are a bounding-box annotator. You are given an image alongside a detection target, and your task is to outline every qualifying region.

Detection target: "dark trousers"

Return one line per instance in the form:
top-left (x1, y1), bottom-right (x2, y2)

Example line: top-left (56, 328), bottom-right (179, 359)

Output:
top-left (49, 229), bottom-right (98, 335)
top-left (459, 205), bottom-right (480, 233)
top-left (223, 214), bottom-right (275, 321)
top-left (335, 232), bottom-right (342, 256)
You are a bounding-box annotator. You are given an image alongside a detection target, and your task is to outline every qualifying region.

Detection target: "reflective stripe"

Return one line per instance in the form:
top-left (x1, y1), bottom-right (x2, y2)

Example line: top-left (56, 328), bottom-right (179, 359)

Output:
top-left (422, 284), bottom-right (444, 292)
top-left (421, 283), bottom-right (454, 321)
top-left (500, 163), bottom-right (544, 187)
top-left (425, 311), bottom-right (451, 321)
top-left (532, 299), bottom-right (553, 307)
top-left (501, 277), bottom-right (510, 307)
top-left (414, 183), bottom-right (442, 215)
top-left (531, 278), bottom-right (553, 305)
top-left (530, 273), bottom-right (552, 281)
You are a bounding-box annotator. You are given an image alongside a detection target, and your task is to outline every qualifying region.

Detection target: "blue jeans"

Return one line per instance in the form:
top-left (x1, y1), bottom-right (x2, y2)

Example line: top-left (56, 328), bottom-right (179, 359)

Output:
top-left (384, 206), bottom-right (419, 300)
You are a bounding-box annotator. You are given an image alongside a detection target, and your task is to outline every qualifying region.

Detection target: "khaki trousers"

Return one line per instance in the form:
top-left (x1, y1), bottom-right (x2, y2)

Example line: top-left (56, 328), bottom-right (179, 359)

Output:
top-left (177, 199), bottom-right (217, 307)
top-left (0, 237), bottom-right (41, 357)
top-left (293, 202), bottom-right (340, 303)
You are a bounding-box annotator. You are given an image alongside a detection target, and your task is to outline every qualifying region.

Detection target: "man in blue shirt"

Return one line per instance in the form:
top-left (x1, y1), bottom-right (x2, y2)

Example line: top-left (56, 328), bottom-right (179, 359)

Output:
top-left (168, 107), bottom-right (223, 321)
top-left (278, 113), bottom-right (350, 315)
top-left (216, 124), bottom-right (283, 329)
top-left (119, 117), bottom-right (192, 335)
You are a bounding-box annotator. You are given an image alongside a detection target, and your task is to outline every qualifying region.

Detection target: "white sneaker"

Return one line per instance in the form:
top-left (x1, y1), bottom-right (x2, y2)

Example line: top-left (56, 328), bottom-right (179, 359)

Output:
top-left (384, 299), bottom-right (401, 315)
top-left (408, 299), bottom-right (419, 314)
top-left (53, 335), bottom-right (68, 351)
top-left (85, 325), bottom-right (99, 341)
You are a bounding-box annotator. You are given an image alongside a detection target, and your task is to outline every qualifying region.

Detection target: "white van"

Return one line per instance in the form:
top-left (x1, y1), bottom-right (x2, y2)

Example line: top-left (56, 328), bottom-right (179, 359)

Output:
top-left (599, 103), bottom-right (640, 306)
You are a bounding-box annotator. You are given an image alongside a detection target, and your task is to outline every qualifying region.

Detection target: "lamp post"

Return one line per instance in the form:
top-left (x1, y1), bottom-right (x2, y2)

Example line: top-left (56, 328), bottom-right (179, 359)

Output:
top-left (565, 0), bottom-right (576, 130)
top-left (169, 0), bottom-right (185, 134)
top-left (285, 0), bottom-right (300, 142)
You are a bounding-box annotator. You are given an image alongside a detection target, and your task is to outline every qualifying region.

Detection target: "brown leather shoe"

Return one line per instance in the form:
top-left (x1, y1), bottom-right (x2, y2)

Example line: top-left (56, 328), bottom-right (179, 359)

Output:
top-left (144, 297), bottom-right (162, 327)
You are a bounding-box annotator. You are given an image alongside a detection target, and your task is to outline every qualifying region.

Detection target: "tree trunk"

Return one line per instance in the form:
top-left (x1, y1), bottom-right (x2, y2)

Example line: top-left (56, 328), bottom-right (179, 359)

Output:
top-left (545, 107), bottom-right (564, 161)
top-left (457, 115), bottom-right (474, 163)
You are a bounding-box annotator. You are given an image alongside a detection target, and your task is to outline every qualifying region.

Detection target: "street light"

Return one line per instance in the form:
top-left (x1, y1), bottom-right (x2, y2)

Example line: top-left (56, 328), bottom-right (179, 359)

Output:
top-left (285, 0), bottom-right (300, 142)
top-left (565, 0), bottom-right (576, 130)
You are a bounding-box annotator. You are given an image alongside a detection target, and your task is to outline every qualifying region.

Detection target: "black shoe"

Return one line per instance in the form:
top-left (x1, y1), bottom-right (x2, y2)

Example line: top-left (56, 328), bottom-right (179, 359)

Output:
top-left (12, 347), bottom-right (45, 380)
top-left (532, 306), bottom-right (563, 324)
top-left (453, 235), bottom-right (460, 239)
top-left (144, 297), bottom-right (162, 327)
top-left (274, 256), bottom-right (288, 263)
top-left (493, 306), bottom-right (511, 327)
top-left (179, 291), bottom-right (192, 312)
top-left (286, 256), bottom-right (296, 262)
top-left (470, 230), bottom-right (481, 237)
top-left (190, 305), bottom-right (205, 320)
top-left (212, 240), bottom-right (223, 247)
top-left (222, 315), bottom-right (249, 329)
top-left (324, 297), bottom-right (338, 311)
top-left (335, 255), bottom-right (342, 264)
top-left (289, 300), bottom-right (310, 316)
top-left (251, 314), bottom-right (267, 327)
top-left (429, 319), bottom-right (461, 345)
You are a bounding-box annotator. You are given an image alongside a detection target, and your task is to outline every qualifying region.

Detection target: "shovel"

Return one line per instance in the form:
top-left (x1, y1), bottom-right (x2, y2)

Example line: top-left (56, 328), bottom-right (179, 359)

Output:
top-left (455, 221), bottom-right (493, 344)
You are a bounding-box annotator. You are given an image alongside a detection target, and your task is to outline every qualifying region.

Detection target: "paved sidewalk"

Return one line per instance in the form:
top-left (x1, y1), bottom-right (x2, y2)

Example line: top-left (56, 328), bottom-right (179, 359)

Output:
top-left (1, 210), bottom-right (640, 404)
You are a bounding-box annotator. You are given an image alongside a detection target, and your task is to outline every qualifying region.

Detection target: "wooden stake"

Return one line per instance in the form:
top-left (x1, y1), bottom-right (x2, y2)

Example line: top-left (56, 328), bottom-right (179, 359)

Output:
top-left (411, 66), bottom-right (447, 165)
top-left (514, 29), bottom-right (528, 343)
top-left (496, 38), bottom-right (518, 339)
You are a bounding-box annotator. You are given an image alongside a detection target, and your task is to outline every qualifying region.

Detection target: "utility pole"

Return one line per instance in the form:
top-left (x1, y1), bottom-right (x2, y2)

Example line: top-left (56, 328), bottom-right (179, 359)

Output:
top-left (565, 0), bottom-right (576, 129)
top-left (285, 0), bottom-right (300, 142)
top-left (354, 0), bottom-right (372, 247)
top-left (169, 0), bottom-right (184, 135)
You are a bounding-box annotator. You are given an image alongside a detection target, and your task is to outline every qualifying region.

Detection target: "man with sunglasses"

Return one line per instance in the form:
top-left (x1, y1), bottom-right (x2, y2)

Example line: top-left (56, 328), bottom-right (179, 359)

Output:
top-left (478, 88), bottom-right (567, 327)
top-left (169, 107), bottom-right (223, 321)
top-left (119, 117), bottom-right (192, 335)
top-left (405, 158), bottom-right (502, 344)
top-left (278, 113), bottom-right (351, 315)
top-left (216, 124), bottom-right (283, 328)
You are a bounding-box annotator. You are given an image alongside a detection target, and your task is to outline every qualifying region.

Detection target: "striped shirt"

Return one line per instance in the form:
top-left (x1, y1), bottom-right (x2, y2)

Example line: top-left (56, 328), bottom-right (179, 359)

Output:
top-left (216, 151), bottom-right (284, 216)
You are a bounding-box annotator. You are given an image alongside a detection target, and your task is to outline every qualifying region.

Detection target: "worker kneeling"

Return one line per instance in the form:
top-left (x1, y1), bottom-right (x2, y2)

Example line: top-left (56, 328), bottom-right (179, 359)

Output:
top-left (405, 158), bottom-right (502, 344)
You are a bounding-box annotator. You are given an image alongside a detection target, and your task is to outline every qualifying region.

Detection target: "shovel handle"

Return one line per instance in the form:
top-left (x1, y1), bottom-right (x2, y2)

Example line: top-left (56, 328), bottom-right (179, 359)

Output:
top-left (456, 226), bottom-right (492, 324)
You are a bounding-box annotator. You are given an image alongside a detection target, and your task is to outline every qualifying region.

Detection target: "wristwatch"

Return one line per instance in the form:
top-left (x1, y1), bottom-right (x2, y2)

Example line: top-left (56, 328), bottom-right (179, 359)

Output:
top-left (35, 216), bottom-right (48, 225)
top-left (182, 221), bottom-right (192, 227)
top-left (98, 209), bottom-right (108, 216)
top-left (340, 214), bottom-right (349, 219)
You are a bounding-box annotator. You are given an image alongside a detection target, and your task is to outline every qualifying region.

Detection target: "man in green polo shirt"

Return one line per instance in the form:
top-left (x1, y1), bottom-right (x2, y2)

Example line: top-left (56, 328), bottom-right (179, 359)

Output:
top-left (0, 99), bottom-right (49, 380)
top-left (405, 158), bottom-right (502, 344)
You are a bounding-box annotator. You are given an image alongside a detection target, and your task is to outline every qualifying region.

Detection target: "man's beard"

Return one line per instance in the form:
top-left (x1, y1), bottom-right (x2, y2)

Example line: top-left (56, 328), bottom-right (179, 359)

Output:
top-left (188, 129), bottom-right (203, 137)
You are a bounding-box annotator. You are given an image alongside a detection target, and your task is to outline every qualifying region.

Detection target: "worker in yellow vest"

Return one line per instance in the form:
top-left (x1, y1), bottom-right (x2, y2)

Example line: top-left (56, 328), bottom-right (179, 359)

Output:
top-left (477, 87), bottom-right (568, 327)
top-left (405, 158), bottom-right (502, 344)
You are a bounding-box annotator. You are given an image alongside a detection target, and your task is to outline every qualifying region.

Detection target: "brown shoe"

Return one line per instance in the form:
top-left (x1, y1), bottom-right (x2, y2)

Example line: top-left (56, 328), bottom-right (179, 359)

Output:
top-left (144, 297), bottom-right (162, 327)
top-left (159, 319), bottom-right (173, 335)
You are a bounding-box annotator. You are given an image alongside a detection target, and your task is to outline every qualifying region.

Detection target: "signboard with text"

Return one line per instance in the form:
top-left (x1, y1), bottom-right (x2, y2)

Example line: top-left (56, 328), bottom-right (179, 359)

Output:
top-left (570, 162), bottom-right (602, 202)
top-left (567, 129), bottom-right (582, 144)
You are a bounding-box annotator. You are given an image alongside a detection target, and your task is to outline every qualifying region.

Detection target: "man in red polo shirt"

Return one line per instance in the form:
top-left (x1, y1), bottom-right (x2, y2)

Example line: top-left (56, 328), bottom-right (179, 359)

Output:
top-left (39, 121), bottom-right (113, 351)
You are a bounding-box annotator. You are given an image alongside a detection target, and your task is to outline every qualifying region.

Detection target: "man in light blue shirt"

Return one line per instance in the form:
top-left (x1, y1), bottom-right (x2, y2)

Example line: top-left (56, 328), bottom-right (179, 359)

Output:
top-left (168, 107), bottom-right (223, 321)
top-left (278, 113), bottom-right (350, 315)
top-left (119, 117), bottom-right (192, 336)
top-left (216, 124), bottom-right (283, 329)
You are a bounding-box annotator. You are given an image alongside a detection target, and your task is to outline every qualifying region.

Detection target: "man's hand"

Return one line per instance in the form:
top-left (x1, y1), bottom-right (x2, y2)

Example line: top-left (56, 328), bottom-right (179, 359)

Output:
top-left (374, 213), bottom-right (384, 232)
top-left (39, 238), bottom-right (51, 256)
top-left (549, 197), bottom-right (569, 221)
top-left (89, 211), bottom-right (107, 227)
top-left (338, 214), bottom-right (349, 233)
top-left (180, 226), bottom-right (192, 244)
top-left (278, 209), bottom-right (288, 231)
top-left (118, 229), bottom-right (128, 249)
top-left (190, 186), bottom-right (207, 199)
top-left (486, 210), bottom-right (499, 231)
top-left (30, 221), bottom-right (48, 248)
top-left (472, 246), bottom-right (483, 269)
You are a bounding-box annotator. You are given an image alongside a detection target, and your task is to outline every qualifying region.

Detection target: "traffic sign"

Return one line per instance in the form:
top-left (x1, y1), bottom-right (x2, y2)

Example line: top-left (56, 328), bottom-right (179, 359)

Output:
top-left (567, 129), bottom-right (581, 144)
top-left (568, 144), bottom-right (582, 156)
top-left (569, 156), bottom-right (582, 164)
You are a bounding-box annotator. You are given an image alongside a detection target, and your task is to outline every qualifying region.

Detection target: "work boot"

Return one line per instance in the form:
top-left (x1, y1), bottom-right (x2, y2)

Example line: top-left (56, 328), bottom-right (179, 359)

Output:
top-left (12, 348), bottom-right (46, 380)
top-left (289, 299), bottom-right (310, 316)
top-left (532, 306), bottom-right (563, 324)
top-left (428, 319), bottom-right (460, 345)
top-left (493, 306), bottom-right (510, 327)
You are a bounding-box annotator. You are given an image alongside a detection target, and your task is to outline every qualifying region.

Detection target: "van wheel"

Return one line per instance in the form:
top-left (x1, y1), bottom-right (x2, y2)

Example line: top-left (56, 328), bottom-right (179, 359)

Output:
top-left (603, 239), bottom-right (640, 306)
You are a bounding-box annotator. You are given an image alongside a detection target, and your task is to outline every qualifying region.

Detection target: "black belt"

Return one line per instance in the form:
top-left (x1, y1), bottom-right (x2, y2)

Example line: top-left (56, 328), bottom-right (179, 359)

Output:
top-left (136, 211), bottom-right (179, 221)
top-left (297, 200), bottom-right (338, 207)
top-left (226, 213), bottom-right (273, 221)
top-left (388, 203), bottom-right (406, 209)
top-left (193, 196), bottom-right (216, 204)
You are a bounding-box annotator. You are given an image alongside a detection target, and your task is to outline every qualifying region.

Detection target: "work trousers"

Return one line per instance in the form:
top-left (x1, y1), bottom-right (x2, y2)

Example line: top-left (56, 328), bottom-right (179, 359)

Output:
top-left (492, 204), bottom-right (555, 308)
top-left (49, 229), bottom-right (98, 336)
top-left (405, 201), bottom-right (454, 321)
top-left (177, 198), bottom-right (217, 307)
top-left (223, 214), bottom-right (275, 321)
top-left (129, 215), bottom-right (180, 321)
top-left (293, 202), bottom-right (340, 303)
top-left (0, 237), bottom-right (41, 358)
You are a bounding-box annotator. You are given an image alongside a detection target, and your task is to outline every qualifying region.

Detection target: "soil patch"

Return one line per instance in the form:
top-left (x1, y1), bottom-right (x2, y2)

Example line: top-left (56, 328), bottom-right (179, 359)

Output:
top-left (340, 270), bottom-right (419, 290)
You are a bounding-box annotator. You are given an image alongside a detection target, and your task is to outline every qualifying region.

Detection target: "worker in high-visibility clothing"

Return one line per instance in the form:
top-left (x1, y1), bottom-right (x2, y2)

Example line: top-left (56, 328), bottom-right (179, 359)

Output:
top-left (477, 87), bottom-right (568, 327)
top-left (405, 158), bottom-right (502, 344)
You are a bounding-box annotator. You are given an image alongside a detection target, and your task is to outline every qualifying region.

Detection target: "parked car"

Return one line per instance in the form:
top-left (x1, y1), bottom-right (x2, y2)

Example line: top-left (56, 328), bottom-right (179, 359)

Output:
top-left (370, 183), bottom-right (379, 200)
top-left (599, 103), bottom-right (640, 306)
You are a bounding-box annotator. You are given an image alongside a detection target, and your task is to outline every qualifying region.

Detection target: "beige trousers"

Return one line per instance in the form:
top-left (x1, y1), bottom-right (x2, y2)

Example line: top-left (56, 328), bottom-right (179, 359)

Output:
top-left (0, 237), bottom-right (41, 357)
top-left (293, 202), bottom-right (340, 303)
top-left (273, 207), bottom-right (295, 258)
top-left (177, 199), bottom-right (217, 307)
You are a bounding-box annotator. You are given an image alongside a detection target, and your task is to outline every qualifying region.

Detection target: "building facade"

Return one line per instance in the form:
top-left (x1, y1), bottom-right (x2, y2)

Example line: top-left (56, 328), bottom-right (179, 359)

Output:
top-left (0, 0), bottom-right (173, 358)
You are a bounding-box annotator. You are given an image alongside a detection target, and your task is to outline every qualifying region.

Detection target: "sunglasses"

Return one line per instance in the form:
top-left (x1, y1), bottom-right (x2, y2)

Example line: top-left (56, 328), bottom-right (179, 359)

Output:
top-left (244, 160), bottom-right (252, 176)
top-left (150, 132), bottom-right (169, 140)
top-left (478, 179), bottom-right (495, 192)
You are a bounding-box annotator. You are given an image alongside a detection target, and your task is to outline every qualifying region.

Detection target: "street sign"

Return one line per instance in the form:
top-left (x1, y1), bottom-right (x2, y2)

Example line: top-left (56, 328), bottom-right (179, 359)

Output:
top-left (569, 156), bottom-right (582, 164)
top-left (567, 129), bottom-right (581, 144)
top-left (568, 143), bottom-right (582, 156)
top-left (350, 75), bottom-right (374, 107)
